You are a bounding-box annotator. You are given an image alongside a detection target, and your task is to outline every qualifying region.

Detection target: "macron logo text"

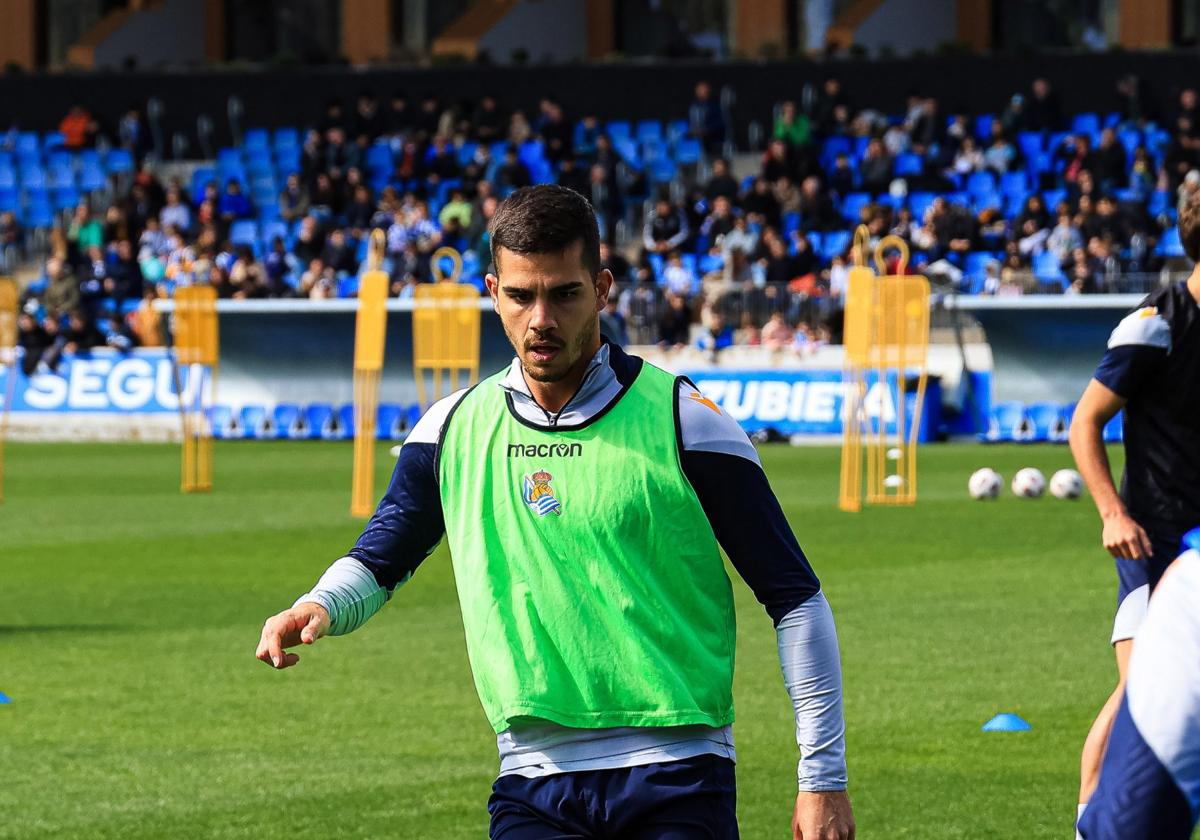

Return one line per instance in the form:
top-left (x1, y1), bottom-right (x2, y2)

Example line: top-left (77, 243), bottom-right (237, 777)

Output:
top-left (507, 443), bottom-right (583, 458)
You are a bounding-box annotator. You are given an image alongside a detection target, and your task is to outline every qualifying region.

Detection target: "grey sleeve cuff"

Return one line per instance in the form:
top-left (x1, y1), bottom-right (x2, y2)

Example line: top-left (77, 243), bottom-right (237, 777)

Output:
top-left (777, 591), bottom-right (848, 791)
top-left (292, 556), bottom-right (398, 636)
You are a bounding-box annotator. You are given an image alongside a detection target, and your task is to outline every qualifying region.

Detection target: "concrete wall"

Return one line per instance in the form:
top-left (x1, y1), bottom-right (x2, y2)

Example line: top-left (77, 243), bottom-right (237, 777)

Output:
top-left (478, 0), bottom-right (587, 63)
top-left (92, 0), bottom-right (206, 70)
top-left (854, 0), bottom-right (958, 54)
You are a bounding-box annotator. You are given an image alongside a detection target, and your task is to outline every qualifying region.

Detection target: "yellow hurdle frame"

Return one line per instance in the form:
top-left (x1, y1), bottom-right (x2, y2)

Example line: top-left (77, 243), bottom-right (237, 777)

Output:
top-left (412, 248), bottom-right (480, 409)
top-left (351, 230), bottom-right (390, 518)
top-left (173, 285), bottom-right (219, 493)
top-left (0, 277), bottom-right (17, 504)
top-left (838, 230), bottom-right (930, 512)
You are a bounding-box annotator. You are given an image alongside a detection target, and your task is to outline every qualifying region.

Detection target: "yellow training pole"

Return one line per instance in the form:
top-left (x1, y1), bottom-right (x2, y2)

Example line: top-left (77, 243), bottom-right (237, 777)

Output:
top-left (351, 230), bottom-right (389, 518)
top-left (0, 277), bottom-right (17, 504)
top-left (174, 285), bottom-right (219, 492)
top-left (412, 247), bottom-right (480, 410)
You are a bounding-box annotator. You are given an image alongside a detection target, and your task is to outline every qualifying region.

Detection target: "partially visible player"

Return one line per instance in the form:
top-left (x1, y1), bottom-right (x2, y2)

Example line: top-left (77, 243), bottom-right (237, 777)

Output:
top-left (1069, 191), bottom-right (1200, 835)
top-left (1077, 529), bottom-right (1200, 840)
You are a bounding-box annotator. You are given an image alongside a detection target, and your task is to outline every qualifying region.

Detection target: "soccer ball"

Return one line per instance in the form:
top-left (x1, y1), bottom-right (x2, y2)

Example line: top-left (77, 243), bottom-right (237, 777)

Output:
top-left (1049, 469), bottom-right (1083, 500)
top-left (1011, 468), bottom-right (1046, 498)
top-left (968, 468), bottom-right (1003, 500)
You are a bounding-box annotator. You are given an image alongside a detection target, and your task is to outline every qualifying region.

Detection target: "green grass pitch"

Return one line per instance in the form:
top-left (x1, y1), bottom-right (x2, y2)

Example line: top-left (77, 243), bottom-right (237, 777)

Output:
top-left (1, 441), bottom-right (1132, 838)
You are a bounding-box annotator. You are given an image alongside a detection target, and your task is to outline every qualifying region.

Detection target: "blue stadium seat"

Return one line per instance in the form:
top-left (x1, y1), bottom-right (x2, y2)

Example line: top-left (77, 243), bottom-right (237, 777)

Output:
top-left (699, 253), bottom-right (724, 275)
top-left (783, 211), bottom-right (801, 236)
top-left (337, 276), bottom-right (360, 298)
top-left (366, 144), bottom-right (393, 173)
top-left (208, 405), bottom-right (238, 439)
top-left (966, 170), bottom-right (997, 196)
top-left (273, 127), bottom-right (300, 151)
top-left (819, 230), bottom-right (852, 261)
top-left (15, 132), bottom-right (39, 156)
top-left (1117, 130), bottom-right (1141, 158)
top-left (19, 165), bottom-right (45, 190)
top-left (272, 403), bottom-right (305, 439)
top-left (79, 165), bottom-right (106, 192)
top-left (635, 120), bottom-right (663, 144)
top-left (230, 220), bottom-right (259, 246)
top-left (274, 147), bottom-right (301, 176)
top-left (1158, 227), bottom-right (1185, 258)
top-left (666, 119), bottom-right (689, 143)
top-left (964, 251), bottom-right (997, 281)
top-left (377, 403), bottom-right (405, 440)
top-left (1103, 411), bottom-right (1124, 443)
top-left (974, 191), bottom-right (1003, 213)
top-left (1042, 188), bottom-right (1067, 212)
top-left (336, 404), bottom-right (356, 441)
top-left (673, 137), bottom-right (702, 165)
top-left (1026, 402), bottom-right (1068, 443)
top-left (893, 153), bottom-right (923, 177)
top-left (1017, 132), bottom-right (1043, 160)
top-left (1148, 189), bottom-right (1171, 215)
top-left (0, 187), bottom-right (16, 212)
top-left (1003, 192), bottom-right (1029, 219)
top-left (47, 164), bottom-right (75, 189)
top-left (52, 186), bottom-right (80, 212)
top-left (304, 404), bottom-right (338, 440)
top-left (1071, 113), bottom-right (1101, 137)
top-left (649, 158), bottom-right (676, 183)
top-left (1033, 251), bottom-right (1066, 282)
top-left (606, 120), bottom-right (631, 142)
top-left (106, 148), bottom-right (134, 175)
top-left (999, 171), bottom-right (1028, 195)
top-left (42, 131), bottom-right (66, 151)
top-left (244, 128), bottom-right (270, 152)
top-left (974, 113), bottom-right (996, 141)
top-left (25, 201), bottom-right (54, 229)
top-left (239, 405), bottom-right (271, 439)
top-left (0, 167), bottom-right (16, 191)
top-left (648, 253), bottom-right (665, 284)
top-left (840, 192), bottom-right (871, 221)
top-left (191, 167), bottom-right (217, 202)
top-left (981, 401), bottom-right (1030, 443)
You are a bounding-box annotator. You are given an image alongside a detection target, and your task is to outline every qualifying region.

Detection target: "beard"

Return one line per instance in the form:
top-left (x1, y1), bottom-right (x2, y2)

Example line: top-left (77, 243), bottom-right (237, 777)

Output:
top-left (514, 317), bottom-right (596, 383)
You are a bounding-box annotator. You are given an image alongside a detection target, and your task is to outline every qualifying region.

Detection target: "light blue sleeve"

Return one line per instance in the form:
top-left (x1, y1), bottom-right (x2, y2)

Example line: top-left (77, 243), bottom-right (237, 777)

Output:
top-left (777, 590), bottom-right (848, 791)
top-left (293, 556), bottom-right (400, 636)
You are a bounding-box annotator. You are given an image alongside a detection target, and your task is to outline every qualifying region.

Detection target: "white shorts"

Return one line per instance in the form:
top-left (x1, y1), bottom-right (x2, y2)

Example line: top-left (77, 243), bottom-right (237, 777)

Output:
top-left (1111, 583), bottom-right (1149, 645)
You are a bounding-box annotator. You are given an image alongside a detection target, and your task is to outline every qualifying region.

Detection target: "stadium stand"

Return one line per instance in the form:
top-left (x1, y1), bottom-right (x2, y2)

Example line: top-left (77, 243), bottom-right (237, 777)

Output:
top-left (11, 77), bottom-right (1199, 358)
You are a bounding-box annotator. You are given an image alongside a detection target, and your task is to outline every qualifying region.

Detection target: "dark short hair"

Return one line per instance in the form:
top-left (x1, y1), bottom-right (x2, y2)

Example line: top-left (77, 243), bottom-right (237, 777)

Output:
top-left (489, 185), bottom-right (600, 276)
top-left (1182, 189), bottom-right (1200, 261)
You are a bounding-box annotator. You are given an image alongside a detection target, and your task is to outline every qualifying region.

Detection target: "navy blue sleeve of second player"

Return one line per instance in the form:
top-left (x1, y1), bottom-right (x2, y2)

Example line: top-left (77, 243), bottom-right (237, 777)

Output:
top-left (1094, 344), bottom-right (1166, 400)
top-left (348, 441), bottom-right (446, 591)
top-left (681, 450), bottom-right (821, 625)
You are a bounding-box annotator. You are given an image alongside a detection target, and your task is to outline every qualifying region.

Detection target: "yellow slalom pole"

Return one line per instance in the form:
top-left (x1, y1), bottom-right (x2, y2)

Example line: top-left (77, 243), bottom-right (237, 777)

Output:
top-left (0, 277), bottom-right (17, 504)
top-left (351, 230), bottom-right (390, 518)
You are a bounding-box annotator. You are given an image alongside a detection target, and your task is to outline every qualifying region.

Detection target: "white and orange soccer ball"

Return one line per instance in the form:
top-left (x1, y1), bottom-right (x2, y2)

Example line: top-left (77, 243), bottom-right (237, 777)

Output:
top-left (1011, 467), bottom-right (1046, 498)
top-left (968, 468), bottom-right (1003, 500)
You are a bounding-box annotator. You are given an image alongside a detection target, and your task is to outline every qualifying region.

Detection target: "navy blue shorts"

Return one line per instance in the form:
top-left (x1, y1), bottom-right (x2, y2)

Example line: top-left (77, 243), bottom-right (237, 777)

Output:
top-left (1115, 524), bottom-right (1186, 603)
top-left (488, 755), bottom-right (739, 839)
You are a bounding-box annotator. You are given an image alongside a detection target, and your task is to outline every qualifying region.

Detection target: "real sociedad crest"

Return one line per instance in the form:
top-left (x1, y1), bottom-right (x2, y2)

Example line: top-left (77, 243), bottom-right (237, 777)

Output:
top-left (522, 469), bottom-right (562, 517)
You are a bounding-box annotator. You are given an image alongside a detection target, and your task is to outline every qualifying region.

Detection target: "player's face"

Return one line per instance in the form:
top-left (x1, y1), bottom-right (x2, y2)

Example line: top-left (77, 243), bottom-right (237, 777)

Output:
top-left (487, 242), bottom-right (613, 384)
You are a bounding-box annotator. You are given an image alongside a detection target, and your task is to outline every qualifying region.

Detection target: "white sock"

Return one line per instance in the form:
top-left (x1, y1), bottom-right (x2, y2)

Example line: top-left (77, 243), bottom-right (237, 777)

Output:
top-left (1075, 803), bottom-right (1087, 840)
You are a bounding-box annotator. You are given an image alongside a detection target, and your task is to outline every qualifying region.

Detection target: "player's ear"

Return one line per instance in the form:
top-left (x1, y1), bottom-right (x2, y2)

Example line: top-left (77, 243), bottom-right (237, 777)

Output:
top-left (595, 269), bottom-right (614, 310)
top-left (485, 273), bottom-right (500, 312)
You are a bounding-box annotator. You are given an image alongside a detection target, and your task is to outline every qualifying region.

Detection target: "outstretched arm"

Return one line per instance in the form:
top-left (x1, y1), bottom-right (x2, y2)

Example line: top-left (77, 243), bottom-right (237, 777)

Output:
top-left (254, 392), bottom-right (460, 669)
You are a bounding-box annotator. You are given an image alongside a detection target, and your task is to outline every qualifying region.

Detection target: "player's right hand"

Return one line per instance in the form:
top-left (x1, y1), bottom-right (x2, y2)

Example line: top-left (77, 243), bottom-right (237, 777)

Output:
top-left (255, 602), bottom-right (330, 669)
top-left (1102, 511), bottom-right (1153, 561)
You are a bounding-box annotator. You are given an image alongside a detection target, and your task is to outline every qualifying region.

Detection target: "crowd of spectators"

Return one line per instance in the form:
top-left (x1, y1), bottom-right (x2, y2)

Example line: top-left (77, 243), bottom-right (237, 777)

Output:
top-left (12, 73), bottom-right (1200, 362)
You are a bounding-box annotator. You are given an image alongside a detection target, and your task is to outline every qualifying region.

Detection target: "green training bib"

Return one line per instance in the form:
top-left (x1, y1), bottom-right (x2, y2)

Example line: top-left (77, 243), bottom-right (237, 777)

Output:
top-left (437, 360), bottom-right (736, 733)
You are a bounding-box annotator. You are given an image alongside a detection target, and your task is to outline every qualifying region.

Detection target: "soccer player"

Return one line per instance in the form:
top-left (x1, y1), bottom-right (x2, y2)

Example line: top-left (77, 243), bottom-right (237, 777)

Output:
top-left (1069, 194), bottom-right (1200, 835)
top-left (256, 185), bottom-right (855, 839)
top-left (1078, 530), bottom-right (1200, 840)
